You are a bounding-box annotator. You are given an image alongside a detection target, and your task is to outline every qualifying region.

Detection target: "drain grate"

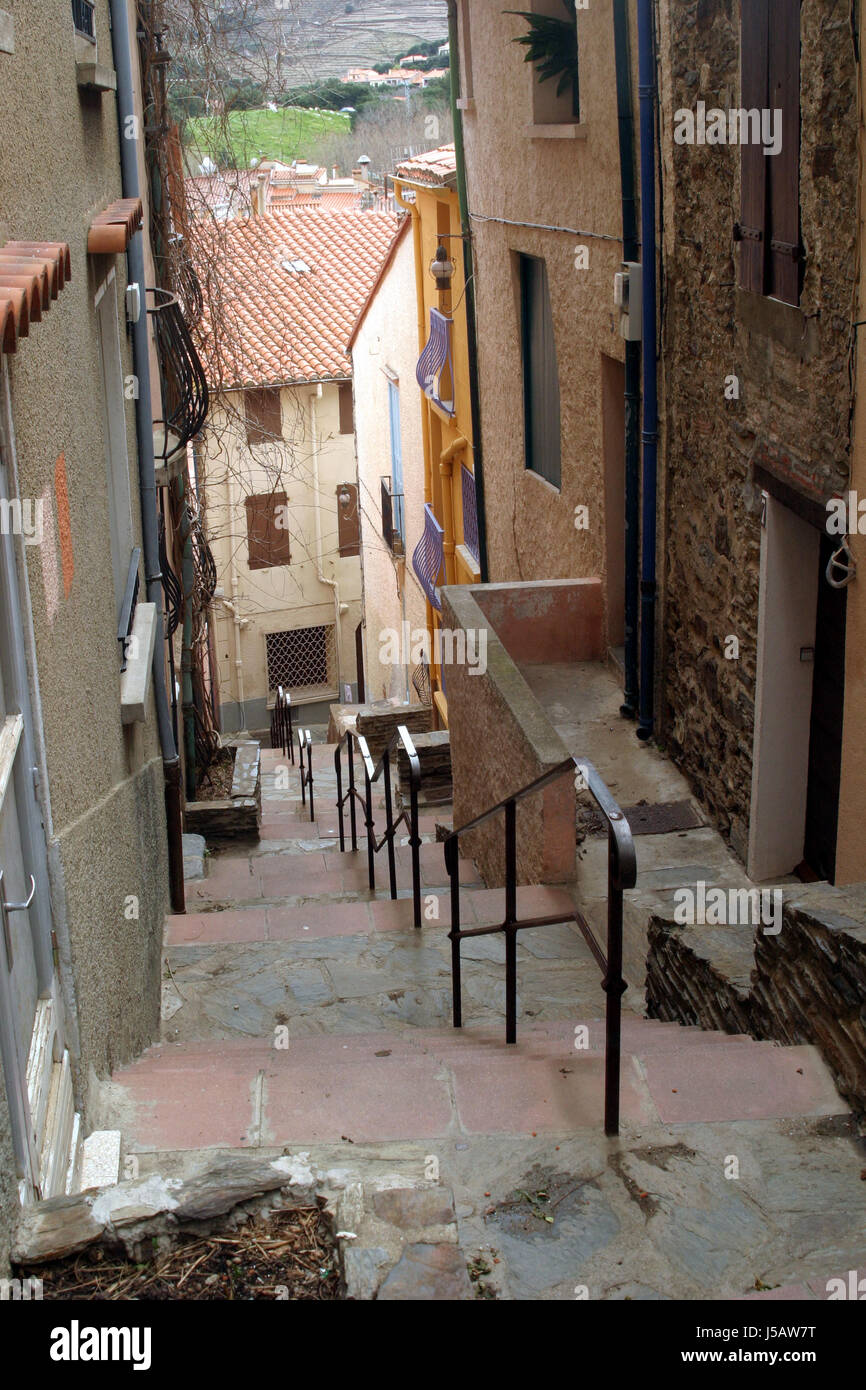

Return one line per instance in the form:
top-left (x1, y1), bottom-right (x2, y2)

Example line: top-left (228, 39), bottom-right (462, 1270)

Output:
top-left (577, 799), bottom-right (704, 840)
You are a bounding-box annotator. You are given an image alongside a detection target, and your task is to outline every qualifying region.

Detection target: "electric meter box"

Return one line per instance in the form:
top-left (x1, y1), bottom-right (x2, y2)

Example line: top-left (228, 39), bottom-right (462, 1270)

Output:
top-left (614, 262), bottom-right (642, 341)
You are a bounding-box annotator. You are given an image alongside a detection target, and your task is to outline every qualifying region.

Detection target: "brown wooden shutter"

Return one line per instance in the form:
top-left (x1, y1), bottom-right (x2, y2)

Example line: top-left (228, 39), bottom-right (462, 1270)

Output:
top-left (338, 381), bottom-right (354, 435)
top-left (767, 0), bottom-right (801, 306)
top-left (336, 482), bottom-right (360, 557)
top-left (245, 388), bottom-right (282, 447)
top-left (739, 0), bottom-right (770, 294)
top-left (245, 492), bottom-right (290, 569)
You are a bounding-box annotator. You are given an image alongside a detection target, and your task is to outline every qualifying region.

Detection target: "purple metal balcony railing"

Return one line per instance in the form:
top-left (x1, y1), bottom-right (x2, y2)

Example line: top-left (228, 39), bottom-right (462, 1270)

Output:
top-left (416, 307), bottom-right (455, 417)
top-left (461, 462), bottom-right (479, 562)
top-left (412, 503), bottom-right (445, 612)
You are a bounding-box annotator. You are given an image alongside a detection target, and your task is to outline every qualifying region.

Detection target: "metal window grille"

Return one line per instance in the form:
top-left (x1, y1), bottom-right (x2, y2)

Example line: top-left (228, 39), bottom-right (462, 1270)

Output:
top-left (461, 463), bottom-right (479, 562)
top-left (72, 0), bottom-right (96, 40)
top-left (265, 625), bottom-right (336, 699)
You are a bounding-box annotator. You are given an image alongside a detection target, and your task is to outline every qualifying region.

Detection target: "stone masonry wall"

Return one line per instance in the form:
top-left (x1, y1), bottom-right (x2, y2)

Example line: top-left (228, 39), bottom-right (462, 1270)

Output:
top-left (655, 0), bottom-right (858, 859)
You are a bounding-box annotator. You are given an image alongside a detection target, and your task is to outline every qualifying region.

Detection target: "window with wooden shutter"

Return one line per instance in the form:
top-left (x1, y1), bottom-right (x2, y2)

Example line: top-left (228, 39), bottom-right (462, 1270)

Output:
top-left (244, 492), bottom-right (290, 570)
top-left (336, 482), bottom-right (360, 557)
top-left (338, 381), bottom-right (354, 435)
top-left (244, 387), bottom-right (282, 447)
top-left (738, 0), bottom-right (801, 305)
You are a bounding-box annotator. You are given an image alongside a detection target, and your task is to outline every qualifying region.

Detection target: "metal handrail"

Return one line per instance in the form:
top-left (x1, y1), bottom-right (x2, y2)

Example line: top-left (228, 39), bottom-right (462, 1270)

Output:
top-left (443, 755), bottom-right (637, 1136)
top-left (270, 685), bottom-right (294, 765)
top-left (298, 728), bottom-right (314, 821)
top-left (334, 725), bottom-right (423, 928)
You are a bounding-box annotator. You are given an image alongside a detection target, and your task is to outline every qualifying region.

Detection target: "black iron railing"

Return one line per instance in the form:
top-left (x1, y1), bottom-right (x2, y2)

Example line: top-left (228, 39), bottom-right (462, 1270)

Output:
top-left (443, 756), bottom-right (636, 1136)
top-left (118, 547), bottom-right (141, 671)
top-left (298, 728), bottom-right (314, 820)
top-left (270, 685), bottom-right (295, 765)
top-left (147, 287), bottom-right (209, 466)
top-left (334, 726), bottom-right (422, 928)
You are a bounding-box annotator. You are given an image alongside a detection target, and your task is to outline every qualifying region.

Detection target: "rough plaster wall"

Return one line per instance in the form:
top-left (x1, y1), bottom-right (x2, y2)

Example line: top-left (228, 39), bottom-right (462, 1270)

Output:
top-left (352, 232), bottom-right (427, 702)
top-left (205, 383), bottom-right (363, 713)
top-left (656, 0), bottom-right (857, 858)
top-left (462, 0), bottom-right (626, 644)
top-left (0, 2), bottom-right (167, 1114)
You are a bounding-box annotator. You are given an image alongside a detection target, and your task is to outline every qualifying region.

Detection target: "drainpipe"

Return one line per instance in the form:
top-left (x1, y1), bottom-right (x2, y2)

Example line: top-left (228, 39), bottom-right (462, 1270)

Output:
top-left (179, 467), bottom-right (196, 799)
top-left (394, 181), bottom-right (434, 506)
top-left (309, 386), bottom-right (343, 689)
top-left (109, 0), bottom-right (185, 911)
top-left (613, 0), bottom-right (641, 721)
top-left (636, 0), bottom-right (659, 741)
top-left (447, 0), bottom-right (489, 582)
top-left (226, 463), bottom-right (246, 730)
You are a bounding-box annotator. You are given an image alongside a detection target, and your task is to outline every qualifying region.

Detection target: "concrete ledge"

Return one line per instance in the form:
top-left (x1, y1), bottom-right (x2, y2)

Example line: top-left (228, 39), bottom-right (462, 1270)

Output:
top-left (120, 602), bottom-right (157, 724)
top-left (76, 62), bottom-right (117, 92)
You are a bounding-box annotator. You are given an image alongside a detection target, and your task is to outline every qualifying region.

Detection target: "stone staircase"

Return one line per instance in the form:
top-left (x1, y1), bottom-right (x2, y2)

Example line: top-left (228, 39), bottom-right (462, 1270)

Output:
top-left (89, 737), bottom-right (860, 1300)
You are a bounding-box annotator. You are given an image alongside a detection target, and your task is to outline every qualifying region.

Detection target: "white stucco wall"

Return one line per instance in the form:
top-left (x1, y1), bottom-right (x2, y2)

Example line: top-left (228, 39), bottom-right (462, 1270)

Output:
top-left (203, 380), bottom-right (362, 731)
top-left (351, 230), bottom-right (428, 703)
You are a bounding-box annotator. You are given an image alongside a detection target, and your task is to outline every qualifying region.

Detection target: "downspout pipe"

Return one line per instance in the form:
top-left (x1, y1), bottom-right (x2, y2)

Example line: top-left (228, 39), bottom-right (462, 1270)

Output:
top-left (109, 0), bottom-right (185, 911)
top-left (447, 0), bottom-right (489, 582)
top-left (636, 0), bottom-right (659, 741)
top-left (613, 0), bottom-right (641, 721)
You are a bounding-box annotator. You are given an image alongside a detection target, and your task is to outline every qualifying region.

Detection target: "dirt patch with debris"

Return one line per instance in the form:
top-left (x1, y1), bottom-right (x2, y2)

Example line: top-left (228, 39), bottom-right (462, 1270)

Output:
top-left (195, 747), bottom-right (236, 802)
top-left (18, 1206), bottom-right (341, 1301)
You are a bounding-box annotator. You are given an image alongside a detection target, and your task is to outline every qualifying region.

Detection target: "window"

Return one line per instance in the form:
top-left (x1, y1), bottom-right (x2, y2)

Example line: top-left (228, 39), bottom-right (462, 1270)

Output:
top-left (265, 624), bottom-right (336, 694)
top-left (519, 254), bottom-right (561, 488)
top-left (520, 0), bottom-right (580, 126)
top-left (244, 387), bottom-right (282, 447)
top-left (738, 0), bottom-right (801, 305)
top-left (336, 482), bottom-right (360, 557)
top-left (338, 381), bottom-right (354, 435)
top-left (72, 0), bottom-right (95, 41)
top-left (244, 492), bottom-right (290, 570)
top-left (387, 379), bottom-right (405, 544)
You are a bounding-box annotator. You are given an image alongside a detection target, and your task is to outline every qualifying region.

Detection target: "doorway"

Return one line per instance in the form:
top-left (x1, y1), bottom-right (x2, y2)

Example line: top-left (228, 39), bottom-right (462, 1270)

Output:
top-left (0, 369), bottom-right (62, 1196)
top-left (601, 355), bottom-right (626, 651)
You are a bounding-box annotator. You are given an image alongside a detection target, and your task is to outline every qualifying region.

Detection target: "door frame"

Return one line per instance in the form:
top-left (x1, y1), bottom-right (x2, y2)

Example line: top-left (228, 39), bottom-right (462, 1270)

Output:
top-left (0, 362), bottom-right (58, 1185)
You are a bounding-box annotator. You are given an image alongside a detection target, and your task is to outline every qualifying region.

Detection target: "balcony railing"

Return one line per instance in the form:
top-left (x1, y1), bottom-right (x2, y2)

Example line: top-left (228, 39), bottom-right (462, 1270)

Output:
top-left (416, 307), bottom-right (455, 417)
top-left (461, 462), bottom-right (479, 562)
top-left (147, 287), bottom-right (209, 467)
top-left (412, 503), bottom-right (444, 612)
top-left (381, 476), bottom-right (405, 556)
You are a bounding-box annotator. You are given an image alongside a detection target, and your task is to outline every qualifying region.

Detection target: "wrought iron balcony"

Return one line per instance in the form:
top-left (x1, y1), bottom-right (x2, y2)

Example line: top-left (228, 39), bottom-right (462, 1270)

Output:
top-left (416, 307), bottom-right (455, 417)
top-left (461, 462), bottom-right (479, 562)
top-left (381, 476), bottom-right (405, 556)
top-left (147, 287), bottom-right (209, 470)
top-left (412, 503), bottom-right (444, 612)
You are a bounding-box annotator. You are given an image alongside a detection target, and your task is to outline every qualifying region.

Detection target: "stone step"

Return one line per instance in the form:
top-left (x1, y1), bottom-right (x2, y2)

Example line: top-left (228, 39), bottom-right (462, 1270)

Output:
top-left (108, 1019), bottom-right (846, 1153)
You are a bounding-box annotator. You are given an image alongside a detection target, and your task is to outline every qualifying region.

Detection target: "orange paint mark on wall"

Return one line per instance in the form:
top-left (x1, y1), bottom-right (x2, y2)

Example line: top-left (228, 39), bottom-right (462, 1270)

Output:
top-left (54, 453), bottom-right (74, 599)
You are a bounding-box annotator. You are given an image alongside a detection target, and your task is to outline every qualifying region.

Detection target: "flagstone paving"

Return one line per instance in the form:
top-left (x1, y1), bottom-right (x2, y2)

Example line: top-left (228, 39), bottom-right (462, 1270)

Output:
top-left (95, 735), bottom-right (866, 1300)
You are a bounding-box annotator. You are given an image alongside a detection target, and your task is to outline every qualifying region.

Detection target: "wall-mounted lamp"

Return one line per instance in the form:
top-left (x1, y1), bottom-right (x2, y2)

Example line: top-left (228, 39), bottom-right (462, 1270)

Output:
top-left (430, 245), bottom-right (455, 292)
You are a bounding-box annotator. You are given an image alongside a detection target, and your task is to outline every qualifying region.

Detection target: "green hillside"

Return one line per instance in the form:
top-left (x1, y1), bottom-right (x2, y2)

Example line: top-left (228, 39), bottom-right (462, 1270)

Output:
top-left (184, 106), bottom-right (351, 170)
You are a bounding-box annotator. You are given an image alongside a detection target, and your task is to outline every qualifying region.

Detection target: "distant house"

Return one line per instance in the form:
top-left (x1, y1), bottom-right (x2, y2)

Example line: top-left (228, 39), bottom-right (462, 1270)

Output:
top-left (194, 208), bottom-right (402, 732)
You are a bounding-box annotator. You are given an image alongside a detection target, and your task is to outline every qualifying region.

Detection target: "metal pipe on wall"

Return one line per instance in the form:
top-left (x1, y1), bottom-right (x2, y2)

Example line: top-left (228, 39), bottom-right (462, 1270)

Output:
top-left (108, 0), bottom-right (184, 910)
top-left (637, 0), bottom-right (660, 741)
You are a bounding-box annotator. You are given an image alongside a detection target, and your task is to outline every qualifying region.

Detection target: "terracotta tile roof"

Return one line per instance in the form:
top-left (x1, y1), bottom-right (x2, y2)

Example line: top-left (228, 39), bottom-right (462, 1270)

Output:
top-left (87, 198), bottom-right (143, 254)
top-left (0, 241), bottom-right (72, 355)
top-left (268, 188), bottom-right (364, 213)
top-left (395, 143), bottom-right (458, 187)
top-left (194, 207), bottom-right (402, 388)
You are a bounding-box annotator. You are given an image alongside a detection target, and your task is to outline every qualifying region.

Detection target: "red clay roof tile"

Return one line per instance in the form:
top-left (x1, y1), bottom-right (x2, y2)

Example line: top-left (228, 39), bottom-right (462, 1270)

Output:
top-left (0, 241), bottom-right (72, 354)
top-left (194, 206), bottom-right (403, 388)
top-left (87, 197), bottom-right (143, 254)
